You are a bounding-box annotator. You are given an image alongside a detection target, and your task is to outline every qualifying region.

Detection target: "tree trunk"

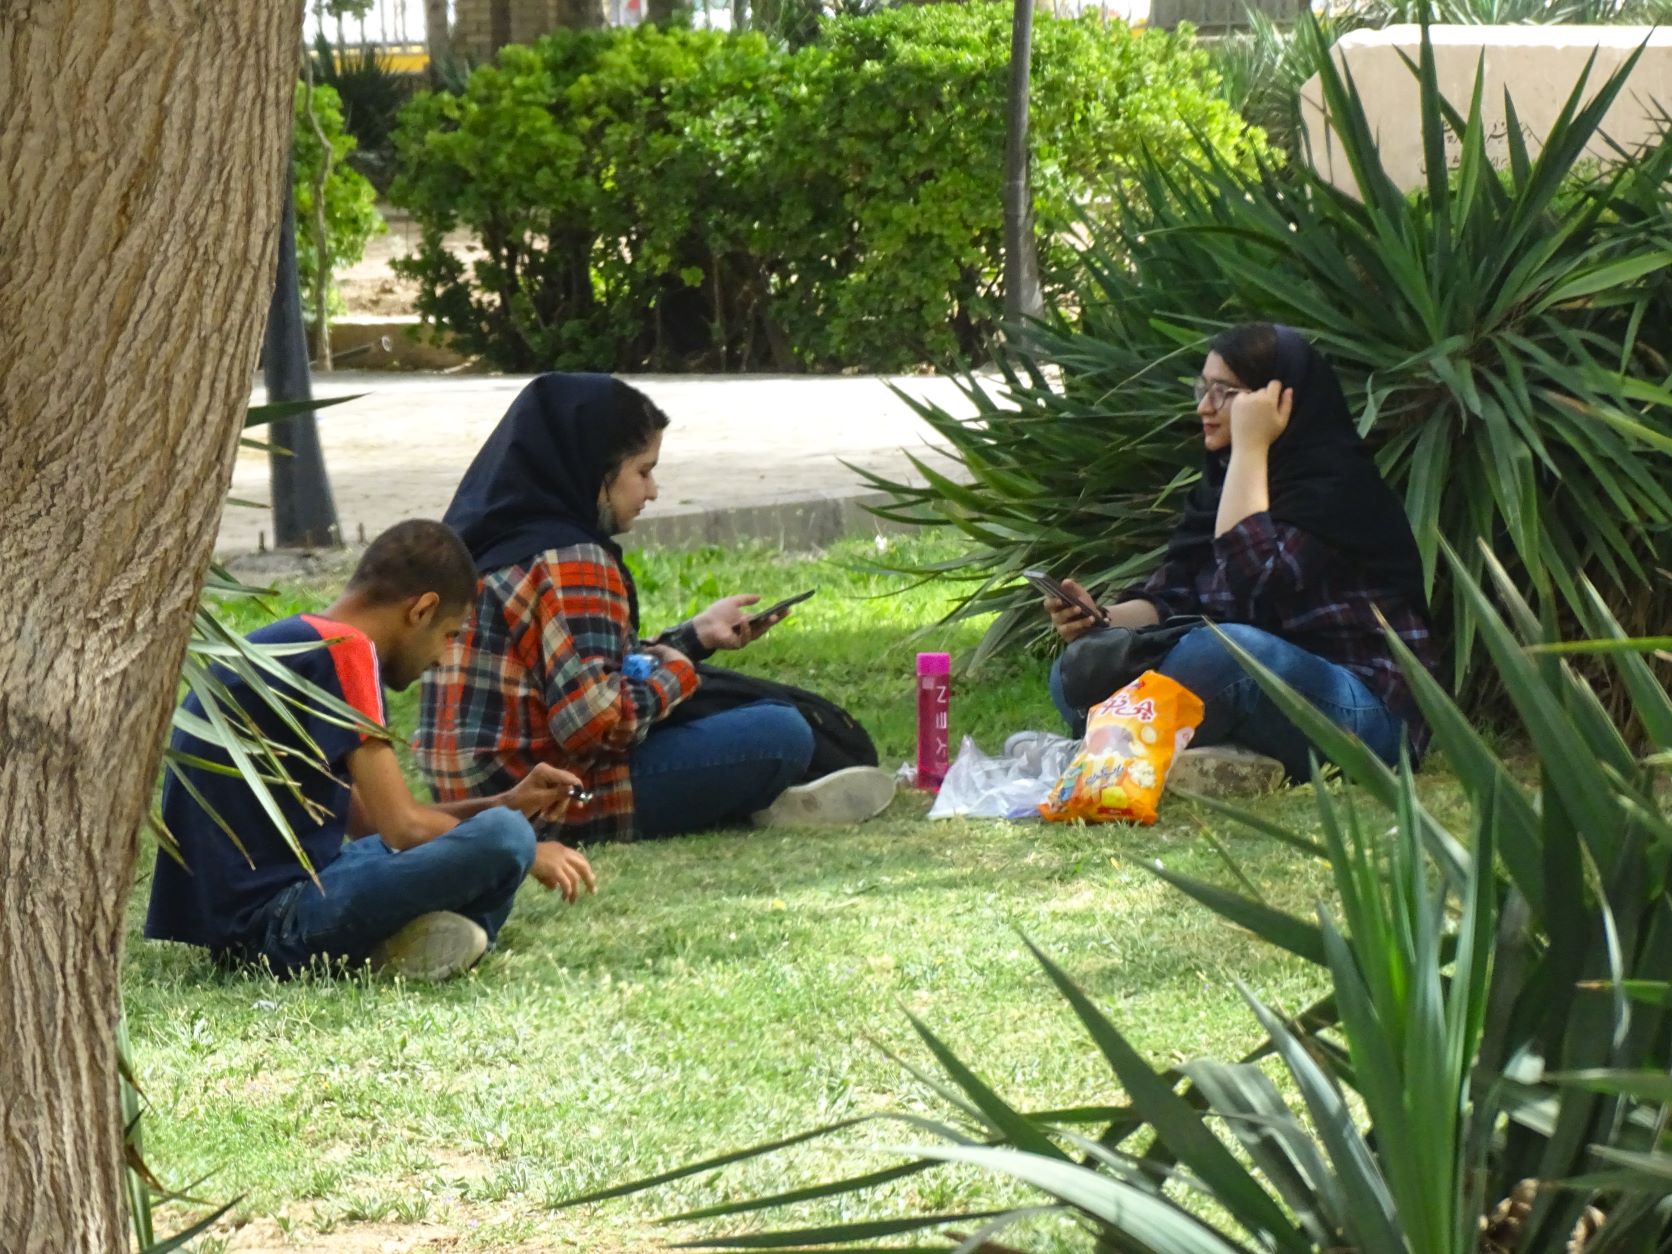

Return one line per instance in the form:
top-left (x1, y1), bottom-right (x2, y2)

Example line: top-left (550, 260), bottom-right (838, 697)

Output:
top-left (555, 0), bottom-right (609, 30)
top-left (1002, 0), bottom-right (1044, 325)
top-left (646, 0), bottom-right (681, 25)
top-left (0, 5), bottom-right (302, 1250)
top-left (426, 0), bottom-right (456, 87)
top-left (265, 172), bottom-right (345, 549)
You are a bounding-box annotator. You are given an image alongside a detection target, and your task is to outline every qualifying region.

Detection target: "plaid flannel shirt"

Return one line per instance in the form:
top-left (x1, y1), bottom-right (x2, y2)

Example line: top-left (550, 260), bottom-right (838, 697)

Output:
top-left (414, 545), bottom-right (707, 843)
top-left (1117, 512), bottom-right (1439, 758)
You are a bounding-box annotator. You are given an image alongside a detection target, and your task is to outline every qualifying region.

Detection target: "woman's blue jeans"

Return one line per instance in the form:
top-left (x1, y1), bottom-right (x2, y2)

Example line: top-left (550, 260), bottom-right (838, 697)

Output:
top-left (1049, 623), bottom-right (1404, 779)
top-left (631, 701), bottom-right (816, 837)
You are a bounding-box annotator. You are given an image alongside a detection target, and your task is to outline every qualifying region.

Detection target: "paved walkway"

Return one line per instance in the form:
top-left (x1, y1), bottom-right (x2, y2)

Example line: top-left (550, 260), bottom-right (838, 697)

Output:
top-left (220, 371), bottom-right (979, 556)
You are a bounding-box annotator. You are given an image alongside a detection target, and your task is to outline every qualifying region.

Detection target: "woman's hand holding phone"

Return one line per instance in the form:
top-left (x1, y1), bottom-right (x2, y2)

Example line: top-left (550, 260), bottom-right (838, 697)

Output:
top-left (693, 595), bottom-right (763, 651)
top-left (1045, 577), bottom-right (1108, 643)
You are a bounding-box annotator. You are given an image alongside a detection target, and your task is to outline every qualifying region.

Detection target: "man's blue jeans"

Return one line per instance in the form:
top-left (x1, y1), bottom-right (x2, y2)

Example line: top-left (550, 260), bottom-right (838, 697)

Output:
top-left (631, 701), bottom-right (816, 837)
top-left (238, 807), bottom-right (537, 977)
top-left (1049, 623), bottom-right (1405, 779)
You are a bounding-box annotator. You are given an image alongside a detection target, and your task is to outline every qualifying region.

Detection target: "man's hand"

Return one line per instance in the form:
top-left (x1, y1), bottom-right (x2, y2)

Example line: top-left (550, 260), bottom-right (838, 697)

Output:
top-left (1228, 380), bottom-right (1293, 452)
top-left (531, 841), bottom-right (597, 903)
top-left (1045, 578), bottom-right (1110, 643)
top-left (692, 594), bottom-right (762, 651)
top-left (503, 762), bottom-right (585, 823)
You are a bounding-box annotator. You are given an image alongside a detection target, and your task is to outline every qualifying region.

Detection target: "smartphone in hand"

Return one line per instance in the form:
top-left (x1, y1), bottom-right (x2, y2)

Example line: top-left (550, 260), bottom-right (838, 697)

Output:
top-left (1022, 568), bottom-right (1104, 624)
top-left (749, 588), bottom-right (816, 628)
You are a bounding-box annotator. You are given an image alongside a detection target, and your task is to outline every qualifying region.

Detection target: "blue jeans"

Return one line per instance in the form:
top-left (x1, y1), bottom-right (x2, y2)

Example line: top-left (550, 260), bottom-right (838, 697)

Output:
top-left (239, 808), bottom-right (537, 977)
top-left (1049, 624), bottom-right (1404, 780)
top-left (631, 701), bottom-right (815, 837)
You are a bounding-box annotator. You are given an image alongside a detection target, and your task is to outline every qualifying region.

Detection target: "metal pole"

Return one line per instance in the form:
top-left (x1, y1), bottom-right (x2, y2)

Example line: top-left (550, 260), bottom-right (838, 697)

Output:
top-left (1002, 0), bottom-right (1044, 324)
top-left (262, 167), bottom-right (342, 550)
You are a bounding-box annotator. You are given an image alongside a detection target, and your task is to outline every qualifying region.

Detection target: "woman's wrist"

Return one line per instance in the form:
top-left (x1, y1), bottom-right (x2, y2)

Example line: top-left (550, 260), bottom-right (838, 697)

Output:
top-left (1215, 445), bottom-right (1271, 536)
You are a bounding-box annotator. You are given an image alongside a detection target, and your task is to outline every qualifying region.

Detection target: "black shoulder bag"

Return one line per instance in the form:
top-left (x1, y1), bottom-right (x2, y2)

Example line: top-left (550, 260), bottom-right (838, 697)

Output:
top-left (1058, 617), bottom-right (1205, 710)
top-left (658, 664), bottom-right (880, 782)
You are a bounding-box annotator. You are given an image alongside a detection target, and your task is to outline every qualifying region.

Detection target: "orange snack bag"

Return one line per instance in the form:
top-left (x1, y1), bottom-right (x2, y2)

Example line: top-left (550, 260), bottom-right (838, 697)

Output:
top-left (1039, 670), bottom-right (1205, 826)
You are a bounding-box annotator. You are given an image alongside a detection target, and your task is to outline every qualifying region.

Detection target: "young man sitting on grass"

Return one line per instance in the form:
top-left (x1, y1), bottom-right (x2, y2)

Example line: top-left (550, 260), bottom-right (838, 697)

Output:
top-left (145, 520), bottom-right (597, 981)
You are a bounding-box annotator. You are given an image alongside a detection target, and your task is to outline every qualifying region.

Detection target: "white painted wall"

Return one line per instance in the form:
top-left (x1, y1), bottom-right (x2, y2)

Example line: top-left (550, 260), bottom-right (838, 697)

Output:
top-left (1301, 24), bottom-right (1672, 193)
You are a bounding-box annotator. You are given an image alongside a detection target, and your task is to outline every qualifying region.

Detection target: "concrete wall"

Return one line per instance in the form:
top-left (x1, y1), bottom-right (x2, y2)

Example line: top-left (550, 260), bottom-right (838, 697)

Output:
top-left (1150, 0), bottom-right (1302, 31)
top-left (1300, 25), bottom-right (1672, 194)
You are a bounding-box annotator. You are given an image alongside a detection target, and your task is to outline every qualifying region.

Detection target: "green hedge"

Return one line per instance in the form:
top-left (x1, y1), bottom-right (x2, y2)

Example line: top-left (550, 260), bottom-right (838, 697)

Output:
top-left (293, 80), bottom-right (384, 320)
top-left (389, 7), bottom-right (1262, 373)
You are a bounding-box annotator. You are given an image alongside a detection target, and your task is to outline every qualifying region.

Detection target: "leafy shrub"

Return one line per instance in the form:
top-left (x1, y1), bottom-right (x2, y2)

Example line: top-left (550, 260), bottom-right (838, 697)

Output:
top-left (389, 8), bottom-right (1261, 372)
top-left (293, 79), bottom-right (385, 320)
top-left (766, 5), bottom-right (1259, 370)
top-left (390, 27), bottom-right (780, 370)
top-left (863, 21), bottom-right (1672, 705)
top-left (575, 556), bottom-right (1672, 1250)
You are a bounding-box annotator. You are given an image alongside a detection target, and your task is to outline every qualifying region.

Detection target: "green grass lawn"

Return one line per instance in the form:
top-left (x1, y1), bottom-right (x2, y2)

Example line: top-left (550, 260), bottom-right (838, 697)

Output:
top-left (123, 533), bottom-right (1455, 1252)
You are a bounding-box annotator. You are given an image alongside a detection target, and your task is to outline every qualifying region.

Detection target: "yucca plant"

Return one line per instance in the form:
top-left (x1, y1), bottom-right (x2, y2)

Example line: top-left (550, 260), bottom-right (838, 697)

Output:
top-left (566, 549), bottom-right (1671, 1249)
top-left (148, 394), bottom-right (373, 874)
top-left (128, 565), bottom-right (376, 1250)
top-left (1211, 8), bottom-right (1364, 161)
top-left (862, 18), bottom-right (1672, 707)
top-left (127, 396), bottom-right (374, 1249)
top-left (1359, 0), bottom-right (1672, 22)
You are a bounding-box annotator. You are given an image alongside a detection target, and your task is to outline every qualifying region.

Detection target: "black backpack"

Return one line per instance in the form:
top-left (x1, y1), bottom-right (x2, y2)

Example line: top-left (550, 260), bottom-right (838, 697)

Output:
top-left (658, 663), bottom-right (879, 782)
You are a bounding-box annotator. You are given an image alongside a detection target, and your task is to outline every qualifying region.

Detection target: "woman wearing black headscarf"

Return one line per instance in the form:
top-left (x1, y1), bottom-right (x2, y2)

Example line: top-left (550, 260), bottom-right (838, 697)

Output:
top-left (1042, 324), bottom-right (1439, 777)
top-left (416, 374), bottom-right (893, 844)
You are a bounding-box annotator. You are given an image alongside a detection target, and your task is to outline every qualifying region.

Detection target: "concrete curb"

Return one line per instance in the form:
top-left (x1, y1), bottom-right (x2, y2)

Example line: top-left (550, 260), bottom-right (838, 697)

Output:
top-left (629, 490), bottom-right (921, 550)
top-left (222, 489), bottom-right (930, 578)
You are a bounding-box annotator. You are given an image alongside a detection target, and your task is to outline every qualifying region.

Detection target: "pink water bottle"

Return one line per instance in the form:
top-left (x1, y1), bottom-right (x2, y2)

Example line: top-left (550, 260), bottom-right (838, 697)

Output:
top-left (916, 652), bottom-right (950, 791)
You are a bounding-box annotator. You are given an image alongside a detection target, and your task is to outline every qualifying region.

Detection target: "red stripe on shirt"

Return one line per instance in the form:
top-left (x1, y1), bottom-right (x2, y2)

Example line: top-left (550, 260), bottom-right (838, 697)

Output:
top-left (300, 614), bottom-right (386, 730)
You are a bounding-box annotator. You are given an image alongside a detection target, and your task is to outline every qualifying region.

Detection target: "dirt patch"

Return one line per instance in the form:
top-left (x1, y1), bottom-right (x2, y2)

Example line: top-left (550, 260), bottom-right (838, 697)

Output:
top-left (185, 1204), bottom-right (659, 1253)
top-left (219, 1216), bottom-right (465, 1252)
top-left (339, 273), bottom-right (423, 319)
top-left (339, 208), bottom-right (483, 321)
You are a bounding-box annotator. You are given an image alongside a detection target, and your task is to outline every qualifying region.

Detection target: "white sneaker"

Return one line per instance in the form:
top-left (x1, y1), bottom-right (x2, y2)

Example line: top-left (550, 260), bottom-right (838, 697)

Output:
top-left (751, 766), bottom-right (897, 828)
top-left (369, 911), bottom-right (488, 981)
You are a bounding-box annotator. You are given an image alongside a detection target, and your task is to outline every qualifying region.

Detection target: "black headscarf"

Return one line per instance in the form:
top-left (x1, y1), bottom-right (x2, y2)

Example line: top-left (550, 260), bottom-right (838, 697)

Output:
top-left (1167, 326), bottom-right (1427, 605)
top-left (443, 372), bottom-right (640, 628)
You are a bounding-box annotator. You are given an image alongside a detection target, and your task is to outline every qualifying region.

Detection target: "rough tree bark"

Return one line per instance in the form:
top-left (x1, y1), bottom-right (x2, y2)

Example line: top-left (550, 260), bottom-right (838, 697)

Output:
top-left (0, 4), bottom-right (303, 1250)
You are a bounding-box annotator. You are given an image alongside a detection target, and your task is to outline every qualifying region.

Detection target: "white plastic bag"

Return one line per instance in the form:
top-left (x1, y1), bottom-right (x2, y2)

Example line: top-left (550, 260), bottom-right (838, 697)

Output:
top-left (927, 733), bottom-right (1081, 820)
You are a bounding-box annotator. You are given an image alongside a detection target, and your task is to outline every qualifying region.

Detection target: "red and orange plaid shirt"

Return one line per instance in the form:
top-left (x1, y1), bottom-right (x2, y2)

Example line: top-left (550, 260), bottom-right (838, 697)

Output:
top-left (414, 545), bottom-right (705, 843)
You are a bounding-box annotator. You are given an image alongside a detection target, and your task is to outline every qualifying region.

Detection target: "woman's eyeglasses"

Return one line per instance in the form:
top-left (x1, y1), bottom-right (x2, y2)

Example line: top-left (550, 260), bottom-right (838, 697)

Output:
top-left (1192, 378), bottom-right (1248, 411)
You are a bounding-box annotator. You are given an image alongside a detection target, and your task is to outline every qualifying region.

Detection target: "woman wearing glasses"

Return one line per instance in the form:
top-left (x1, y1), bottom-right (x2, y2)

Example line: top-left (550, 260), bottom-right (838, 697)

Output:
top-left (1042, 323), bottom-right (1439, 777)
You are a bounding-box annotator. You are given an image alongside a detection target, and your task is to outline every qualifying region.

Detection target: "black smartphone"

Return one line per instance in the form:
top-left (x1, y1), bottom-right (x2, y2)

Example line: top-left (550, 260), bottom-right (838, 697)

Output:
top-left (1022, 568), bottom-right (1104, 623)
top-left (750, 588), bottom-right (816, 627)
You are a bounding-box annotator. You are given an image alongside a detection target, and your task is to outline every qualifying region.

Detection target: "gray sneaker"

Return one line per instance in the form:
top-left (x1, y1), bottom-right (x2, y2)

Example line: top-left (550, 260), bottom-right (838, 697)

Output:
top-left (751, 766), bottom-right (897, 828)
top-left (370, 912), bottom-right (488, 981)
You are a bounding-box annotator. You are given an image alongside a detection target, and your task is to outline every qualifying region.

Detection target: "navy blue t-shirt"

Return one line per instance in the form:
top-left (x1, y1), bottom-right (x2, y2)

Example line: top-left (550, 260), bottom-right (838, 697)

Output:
top-left (145, 614), bottom-right (386, 954)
